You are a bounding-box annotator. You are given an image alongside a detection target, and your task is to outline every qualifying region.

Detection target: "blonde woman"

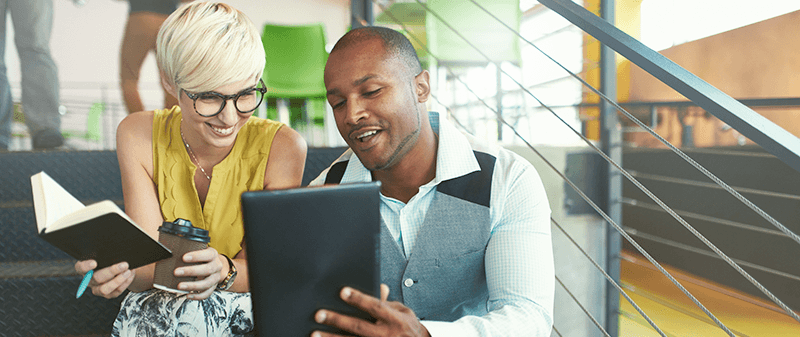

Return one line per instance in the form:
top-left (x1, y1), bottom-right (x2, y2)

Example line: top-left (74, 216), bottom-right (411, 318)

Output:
top-left (75, 2), bottom-right (307, 335)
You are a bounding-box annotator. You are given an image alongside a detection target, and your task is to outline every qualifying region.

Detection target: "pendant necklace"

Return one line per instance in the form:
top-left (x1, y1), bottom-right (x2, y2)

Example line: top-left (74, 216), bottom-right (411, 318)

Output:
top-left (180, 122), bottom-right (212, 187)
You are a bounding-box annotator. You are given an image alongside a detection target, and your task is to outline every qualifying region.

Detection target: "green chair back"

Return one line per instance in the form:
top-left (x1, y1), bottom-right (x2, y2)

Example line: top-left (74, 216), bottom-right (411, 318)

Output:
top-left (261, 23), bottom-right (328, 126)
top-left (426, 0), bottom-right (521, 67)
top-left (85, 102), bottom-right (104, 142)
top-left (262, 23), bottom-right (328, 98)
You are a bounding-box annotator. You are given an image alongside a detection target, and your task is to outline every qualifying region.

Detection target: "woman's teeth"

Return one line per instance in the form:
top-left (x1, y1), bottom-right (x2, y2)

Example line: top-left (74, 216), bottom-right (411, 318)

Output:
top-left (211, 125), bottom-right (234, 135)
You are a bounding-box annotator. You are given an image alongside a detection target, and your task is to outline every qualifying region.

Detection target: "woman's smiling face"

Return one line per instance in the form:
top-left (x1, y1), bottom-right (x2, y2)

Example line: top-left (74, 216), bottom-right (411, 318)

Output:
top-left (180, 78), bottom-right (258, 150)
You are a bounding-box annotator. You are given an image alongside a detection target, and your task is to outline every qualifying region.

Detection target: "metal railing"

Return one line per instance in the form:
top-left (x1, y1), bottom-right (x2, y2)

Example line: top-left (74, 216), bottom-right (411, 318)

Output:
top-left (356, 0), bottom-right (800, 336)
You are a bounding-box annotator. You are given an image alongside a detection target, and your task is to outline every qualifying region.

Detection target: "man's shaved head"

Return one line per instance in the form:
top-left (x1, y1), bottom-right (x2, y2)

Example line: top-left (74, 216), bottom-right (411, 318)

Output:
top-left (329, 26), bottom-right (423, 78)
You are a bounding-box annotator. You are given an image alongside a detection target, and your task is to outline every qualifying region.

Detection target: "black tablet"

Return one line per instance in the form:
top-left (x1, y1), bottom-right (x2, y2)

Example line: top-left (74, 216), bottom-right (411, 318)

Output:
top-left (241, 182), bottom-right (381, 336)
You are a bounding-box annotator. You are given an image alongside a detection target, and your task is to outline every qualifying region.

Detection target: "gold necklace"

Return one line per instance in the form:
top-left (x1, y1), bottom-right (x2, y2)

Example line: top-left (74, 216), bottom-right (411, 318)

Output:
top-left (180, 123), bottom-right (212, 184)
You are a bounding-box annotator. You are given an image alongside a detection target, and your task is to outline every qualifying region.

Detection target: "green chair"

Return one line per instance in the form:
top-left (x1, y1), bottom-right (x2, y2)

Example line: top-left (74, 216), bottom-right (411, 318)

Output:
top-left (60, 101), bottom-right (104, 146)
top-left (376, 0), bottom-right (521, 68)
top-left (84, 102), bottom-right (104, 142)
top-left (426, 0), bottom-right (521, 67)
top-left (261, 23), bottom-right (328, 133)
top-left (378, 0), bottom-right (521, 140)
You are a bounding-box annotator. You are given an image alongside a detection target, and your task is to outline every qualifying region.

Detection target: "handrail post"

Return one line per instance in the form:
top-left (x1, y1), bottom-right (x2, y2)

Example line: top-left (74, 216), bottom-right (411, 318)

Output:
top-left (351, 0), bottom-right (374, 29)
top-left (599, 0), bottom-right (621, 336)
top-left (496, 66), bottom-right (503, 140)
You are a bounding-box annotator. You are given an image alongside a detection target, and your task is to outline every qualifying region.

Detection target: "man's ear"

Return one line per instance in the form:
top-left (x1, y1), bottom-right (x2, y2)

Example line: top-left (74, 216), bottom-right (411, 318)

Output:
top-left (415, 70), bottom-right (431, 103)
top-left (159, 71), bottom-right (179, 98)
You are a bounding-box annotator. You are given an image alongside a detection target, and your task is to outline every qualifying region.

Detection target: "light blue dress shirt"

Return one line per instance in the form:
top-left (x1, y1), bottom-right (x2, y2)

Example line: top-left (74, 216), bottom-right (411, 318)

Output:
top-left (312, 112), bottom-right (554, 336)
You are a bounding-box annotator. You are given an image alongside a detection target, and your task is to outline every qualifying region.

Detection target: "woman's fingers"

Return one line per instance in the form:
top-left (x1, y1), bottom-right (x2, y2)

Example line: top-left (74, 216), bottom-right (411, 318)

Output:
top-left (91, 262), bottom-right (129, 284)
top-left (175, 249), bottom-right (224, 300)
top-left (183, 247), bottom-right (220, 264)
top-left (92, 267), bottom-right (134, 299)
top-left (175, 253), bottom-right (222, 279)
top-left (107, 270), bottom-right (136, 298)
top-left (74, 259), bottom-right (97, 274)
top-left (186, 274), bottom-right (218, 300)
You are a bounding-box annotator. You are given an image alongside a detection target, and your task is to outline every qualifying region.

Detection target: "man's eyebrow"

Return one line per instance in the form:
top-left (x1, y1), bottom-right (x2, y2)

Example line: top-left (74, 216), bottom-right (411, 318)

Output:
top-left (353, 75), bottom-right (376, 87)
top-left (326, 75), bottom-right (377, 96)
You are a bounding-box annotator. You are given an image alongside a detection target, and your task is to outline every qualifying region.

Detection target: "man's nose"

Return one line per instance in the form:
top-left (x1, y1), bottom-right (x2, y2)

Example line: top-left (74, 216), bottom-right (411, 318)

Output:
top-left (343, 99), bottom-right (368, 125)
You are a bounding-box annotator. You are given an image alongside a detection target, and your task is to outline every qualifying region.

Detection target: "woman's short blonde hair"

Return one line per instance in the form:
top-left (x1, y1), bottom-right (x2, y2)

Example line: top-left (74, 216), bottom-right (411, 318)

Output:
top-left (156, 2), bottom-right (265, 93)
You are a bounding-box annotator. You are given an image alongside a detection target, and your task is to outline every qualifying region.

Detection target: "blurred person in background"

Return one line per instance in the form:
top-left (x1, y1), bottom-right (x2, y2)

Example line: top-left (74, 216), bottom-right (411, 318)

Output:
top-left (0, 0), bottom-right (63, 150)
top-left (119, 0), bottom-right (193, 114)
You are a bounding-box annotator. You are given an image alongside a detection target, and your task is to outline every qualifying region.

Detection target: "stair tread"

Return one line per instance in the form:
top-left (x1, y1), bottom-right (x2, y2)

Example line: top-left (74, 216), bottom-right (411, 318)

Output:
top-left (0, 260), bottom-right (78, 279)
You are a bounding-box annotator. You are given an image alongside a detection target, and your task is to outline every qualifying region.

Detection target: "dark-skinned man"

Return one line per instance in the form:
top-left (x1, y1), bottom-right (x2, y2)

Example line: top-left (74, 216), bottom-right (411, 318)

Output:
top-left (310, 26), bottom-right (554, 337)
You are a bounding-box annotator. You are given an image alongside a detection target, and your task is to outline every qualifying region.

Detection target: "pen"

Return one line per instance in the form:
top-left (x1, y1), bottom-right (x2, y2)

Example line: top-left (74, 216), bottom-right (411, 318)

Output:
top-left (76, 269), bottom-right (93, 299)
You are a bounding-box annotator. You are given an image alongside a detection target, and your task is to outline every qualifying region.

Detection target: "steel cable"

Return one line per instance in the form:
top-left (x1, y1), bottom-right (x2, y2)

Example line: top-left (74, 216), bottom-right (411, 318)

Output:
top-left (556, 275), bottom-right (612, 337)
top-left (380, 1), bottom-right (738, 333)
top-left (622, 198), bottom-right (789, 238)
top-left (464, 0), bottom-right (800, 246)
top-left (432, 91), bottom-right (670, 335)
top-left (431, 0), bottom-right (800, 324)
top-left (625, 228), bottom-right (800, 282)
top-left (375, 0), bottom-right (799, 330)
top-left (552, 219), bottom-right (668, 337)
top-left (628, 170), bottom-right (800, 201)
top-left (379, 10), bottom-right (736, 335)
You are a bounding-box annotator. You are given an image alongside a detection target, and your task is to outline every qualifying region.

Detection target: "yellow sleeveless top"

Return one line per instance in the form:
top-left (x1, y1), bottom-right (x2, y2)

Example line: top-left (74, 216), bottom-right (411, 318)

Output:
top-left (152, 106), bottom-right (283, 257)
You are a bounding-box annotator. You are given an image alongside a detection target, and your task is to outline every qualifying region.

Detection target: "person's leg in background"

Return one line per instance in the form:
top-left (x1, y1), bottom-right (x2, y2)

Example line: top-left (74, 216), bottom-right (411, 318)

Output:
top-left (12, 0), bottom-right (62, 149)
top-left (120, 11), bottom-right (172, 114)
top-left (0, 0), bottom-right (13, 150)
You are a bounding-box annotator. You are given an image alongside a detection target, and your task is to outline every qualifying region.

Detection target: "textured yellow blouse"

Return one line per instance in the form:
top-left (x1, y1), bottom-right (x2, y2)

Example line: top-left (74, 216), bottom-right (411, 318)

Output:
top-left (151, 106), bottom-right (282, 257)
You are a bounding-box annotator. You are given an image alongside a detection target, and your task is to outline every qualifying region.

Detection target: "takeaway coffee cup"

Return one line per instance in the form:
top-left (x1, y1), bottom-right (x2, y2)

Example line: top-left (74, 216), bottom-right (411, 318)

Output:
top-left (153, 218), bottom-right (210, 293)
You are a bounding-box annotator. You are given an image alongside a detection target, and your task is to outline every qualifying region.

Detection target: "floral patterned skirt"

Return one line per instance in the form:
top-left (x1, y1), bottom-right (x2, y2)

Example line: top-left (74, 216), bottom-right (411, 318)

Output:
top-left (112, 289), bottom-right (254, 337)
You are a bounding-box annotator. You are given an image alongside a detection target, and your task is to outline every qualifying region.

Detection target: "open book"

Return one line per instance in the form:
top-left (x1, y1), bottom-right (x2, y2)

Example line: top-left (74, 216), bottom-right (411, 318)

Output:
top-left (31, 171), bottom-right (172, 270)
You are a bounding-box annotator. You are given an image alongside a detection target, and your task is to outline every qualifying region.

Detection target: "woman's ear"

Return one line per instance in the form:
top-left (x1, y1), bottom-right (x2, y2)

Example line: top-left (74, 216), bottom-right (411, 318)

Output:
top-left (415, 70), bottom-right (431, 103)
top-left (159, 71), bottom-right (179, 98)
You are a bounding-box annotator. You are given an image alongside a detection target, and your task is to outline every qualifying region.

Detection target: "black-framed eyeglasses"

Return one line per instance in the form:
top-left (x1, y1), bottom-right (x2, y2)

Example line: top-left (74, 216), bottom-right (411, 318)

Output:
top-left (182, 79), bottom-right (268, 117)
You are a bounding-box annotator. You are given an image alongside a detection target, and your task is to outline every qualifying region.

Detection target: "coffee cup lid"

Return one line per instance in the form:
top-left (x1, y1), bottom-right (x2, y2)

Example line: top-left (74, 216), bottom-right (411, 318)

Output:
top-left (159, 218), bottom-right (210, 243)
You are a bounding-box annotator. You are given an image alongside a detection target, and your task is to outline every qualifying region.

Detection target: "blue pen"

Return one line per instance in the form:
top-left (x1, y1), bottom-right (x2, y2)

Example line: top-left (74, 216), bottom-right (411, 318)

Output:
top-left (76, 269), bottom-right (93, 299)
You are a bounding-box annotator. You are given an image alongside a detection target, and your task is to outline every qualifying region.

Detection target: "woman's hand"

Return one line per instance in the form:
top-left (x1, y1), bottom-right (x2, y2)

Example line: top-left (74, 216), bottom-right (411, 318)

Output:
top-left (74, 260), bottom-right (134, 299)
top-left (175, 247), bottom-right (225, 300)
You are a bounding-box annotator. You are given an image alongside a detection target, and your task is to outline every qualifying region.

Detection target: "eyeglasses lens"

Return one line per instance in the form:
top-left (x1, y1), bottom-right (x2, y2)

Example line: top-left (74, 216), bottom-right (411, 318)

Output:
top-left (195, 88), bottom-right (265, 117)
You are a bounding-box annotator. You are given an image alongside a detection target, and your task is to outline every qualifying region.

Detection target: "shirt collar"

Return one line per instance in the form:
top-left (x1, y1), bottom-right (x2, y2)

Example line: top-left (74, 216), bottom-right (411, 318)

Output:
top-left (339, 111), bottom-right (480, 186)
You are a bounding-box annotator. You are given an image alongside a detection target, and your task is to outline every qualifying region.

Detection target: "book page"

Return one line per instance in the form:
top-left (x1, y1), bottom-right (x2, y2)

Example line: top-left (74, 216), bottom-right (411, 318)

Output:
top-left (47, 200), bottom-right (125, 233)
top-left (31, 173), bottom-right (47, 233)
top-left (31, 171), bottom-right (85, 232)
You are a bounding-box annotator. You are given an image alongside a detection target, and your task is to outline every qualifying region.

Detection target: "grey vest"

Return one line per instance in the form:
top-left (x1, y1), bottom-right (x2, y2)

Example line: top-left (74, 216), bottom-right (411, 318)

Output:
top-left (325, 151), bottom-right (496, 321)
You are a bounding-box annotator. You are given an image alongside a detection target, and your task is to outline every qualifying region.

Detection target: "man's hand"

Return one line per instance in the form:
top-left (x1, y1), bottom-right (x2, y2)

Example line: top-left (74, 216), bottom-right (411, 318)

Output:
top-left (312, 285), bottom-right (431, 337)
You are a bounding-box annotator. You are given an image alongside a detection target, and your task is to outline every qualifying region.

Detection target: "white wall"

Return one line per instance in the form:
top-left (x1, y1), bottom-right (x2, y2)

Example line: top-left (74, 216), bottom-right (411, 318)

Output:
top-left (3, 0), bottom-right (350, 110)
top-left (508, 145), bottom-right (608, 337)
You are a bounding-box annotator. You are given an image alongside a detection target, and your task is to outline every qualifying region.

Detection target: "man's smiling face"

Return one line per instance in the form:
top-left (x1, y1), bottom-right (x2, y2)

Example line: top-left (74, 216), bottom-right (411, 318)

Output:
top-left (324, 38), bottom-right (424, 171)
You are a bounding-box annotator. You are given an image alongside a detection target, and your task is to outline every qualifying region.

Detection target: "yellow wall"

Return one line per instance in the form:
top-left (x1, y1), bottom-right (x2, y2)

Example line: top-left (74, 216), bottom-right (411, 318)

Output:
top-left (582, 0), bottom-right (642, 141)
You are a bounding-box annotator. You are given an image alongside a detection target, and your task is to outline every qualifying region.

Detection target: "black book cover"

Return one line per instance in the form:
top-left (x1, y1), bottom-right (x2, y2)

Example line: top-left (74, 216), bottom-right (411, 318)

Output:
top-left (40, 212), bottom-right (172, 270)
top-left (31, 171), bottom-right (172, 270)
